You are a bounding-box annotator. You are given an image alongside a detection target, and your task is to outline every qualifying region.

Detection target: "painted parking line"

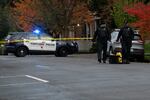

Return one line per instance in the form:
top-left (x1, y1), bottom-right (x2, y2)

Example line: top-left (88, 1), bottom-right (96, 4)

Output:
top-left (0, 75), bottom-right (49, 87)
top-left (25, 75), bottom-right (49, 83)
top-left (36, 65), bottom-right (50, 69)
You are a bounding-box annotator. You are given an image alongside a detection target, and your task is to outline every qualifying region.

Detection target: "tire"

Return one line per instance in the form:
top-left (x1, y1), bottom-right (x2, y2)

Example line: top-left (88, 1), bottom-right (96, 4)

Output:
top-left (136, 55), bottom-right (144, 62)
top-left (57, 47), bottom-right (68, 57)
top-left (55, 52), bottom-right (60, 57)
top-left (15, 47), bottom-right (28, 57)
top-left (3, 50), bottom-right (8, 55)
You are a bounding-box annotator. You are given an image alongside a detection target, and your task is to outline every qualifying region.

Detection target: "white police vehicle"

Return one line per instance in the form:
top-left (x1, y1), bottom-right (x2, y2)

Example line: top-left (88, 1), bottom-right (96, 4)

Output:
top-left (107, 29), bottom-right (144, 61)
top-left (5, 32), bottom-right (78, 57)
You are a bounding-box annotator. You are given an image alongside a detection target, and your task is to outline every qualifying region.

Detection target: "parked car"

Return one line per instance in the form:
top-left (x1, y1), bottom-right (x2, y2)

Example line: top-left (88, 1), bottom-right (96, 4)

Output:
top-left (5, 32), bottom-right (78, 57)
top-left (107, 29), bottom-right (144, 61)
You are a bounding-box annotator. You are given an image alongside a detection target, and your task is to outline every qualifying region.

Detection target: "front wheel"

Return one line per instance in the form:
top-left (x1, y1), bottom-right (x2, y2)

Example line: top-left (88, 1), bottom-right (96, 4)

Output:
top-left (15, 47), bottom-right (28, 57)
top-left (56, 47), bottom-right (68, 57)
top-left (136, 55), bottom-right (144, 62)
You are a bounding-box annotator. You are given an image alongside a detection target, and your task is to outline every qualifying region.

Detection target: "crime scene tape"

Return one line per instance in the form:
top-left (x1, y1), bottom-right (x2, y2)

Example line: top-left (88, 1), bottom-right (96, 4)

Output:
top-left (44, 37), bottom-right (93, 41)
top-left (0, 37), bottom-right (93, 44)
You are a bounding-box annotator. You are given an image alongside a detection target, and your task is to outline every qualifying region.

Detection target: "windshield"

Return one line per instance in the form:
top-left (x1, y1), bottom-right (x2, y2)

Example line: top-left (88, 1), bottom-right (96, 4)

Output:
top-left (9, 33), bottom-right (28, 40)
top-left (111, 31), bottom-right (143, 43)
top-left (111, 32), bottom-right (119, 40)
top-left (40, 33), bottom-right (52, 39)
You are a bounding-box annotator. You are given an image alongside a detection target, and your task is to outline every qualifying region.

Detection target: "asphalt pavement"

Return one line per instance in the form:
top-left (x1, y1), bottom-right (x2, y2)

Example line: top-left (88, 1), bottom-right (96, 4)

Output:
top-left (0, 54), bottom-right (150, 100)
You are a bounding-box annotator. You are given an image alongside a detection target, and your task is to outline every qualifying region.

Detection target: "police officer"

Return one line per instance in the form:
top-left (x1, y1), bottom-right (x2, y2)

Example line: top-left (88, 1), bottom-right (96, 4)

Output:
top-left (92, 23), bottom-right (111, 63)
top-left (116, 21), bottom-right (134, 64)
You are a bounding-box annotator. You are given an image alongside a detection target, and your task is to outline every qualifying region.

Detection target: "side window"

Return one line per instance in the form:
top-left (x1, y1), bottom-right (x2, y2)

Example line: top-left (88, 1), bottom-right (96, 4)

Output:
top-left (40, 33), bottom-right (52, 40)
top-left (29, 34), bottom-right (40, 40)
top-left (9, 33), bottom-right (22, 40)
top-left (21, 33), bottom-right (28, 39)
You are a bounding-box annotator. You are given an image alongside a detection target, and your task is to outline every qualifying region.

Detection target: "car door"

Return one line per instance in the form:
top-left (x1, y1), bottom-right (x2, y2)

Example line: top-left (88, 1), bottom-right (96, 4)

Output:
top-left (44, 40), bottom-right (56, 51)
top-left (40, 34), bottom-right (56, 51)
top-left (25, 33), bottom-right (44, 51)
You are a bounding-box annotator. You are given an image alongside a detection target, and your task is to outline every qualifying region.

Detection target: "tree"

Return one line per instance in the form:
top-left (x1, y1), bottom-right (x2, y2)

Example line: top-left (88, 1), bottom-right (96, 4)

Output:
top-left (37, 0), bottom-right (94, 37)
top-left (0, 8), bottom-right (10, 39)
top-left (88, 0), bottom-right (108, 12)
top-left (71, 2), bottom-right (94, 37)
top-left (35, 0), bottom-right (78, 37)
top-left (0, 0), bottom-right (13, 39)
top-left (130, 0), bottom-right (150, 4)
top-left (87, 0), bottom-right (115, 29)
top-left (9, 0), bottom-right (94, 37)
top-left (11, 0), bottom-right (41, 31)
top-left (0, 0), bottom-right (12, 8)
top-left (111, 0), bottom-right (140, 28)
top-left (143, 0), bottom-right (150, 4)
top-left (88, 0), bottom-right (112, 24)
top-left (72, 3), bottom-right (94, 24)
top-left (0, 0), bottom-right (21, 8)
top-left (124, 2), bottom-right (150, 39)
top-left (112, 0), bottom-right (129, 28)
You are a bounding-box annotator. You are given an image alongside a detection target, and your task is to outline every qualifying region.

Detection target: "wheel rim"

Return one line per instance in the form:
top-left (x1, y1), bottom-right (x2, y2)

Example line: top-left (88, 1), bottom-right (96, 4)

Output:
top-left (17, 48), bottom-right (27, 57)
top-left (20, 50), bottom-right (25, 56)
top-left (62, 49), bottom-right (66, 54)
top-left (60, 48), bottom-right (67, 57)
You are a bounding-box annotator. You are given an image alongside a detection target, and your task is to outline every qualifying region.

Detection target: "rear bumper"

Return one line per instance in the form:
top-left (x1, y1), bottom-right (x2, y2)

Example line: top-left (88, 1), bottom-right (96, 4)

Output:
top-left (66, 42), bottom-right (78, 54)
top-left (68, 46), bottom-right (78, 54)
top-left (131, 49), bottom-right (144, 57)
top-left (114, 48), bottom-right (144, 57)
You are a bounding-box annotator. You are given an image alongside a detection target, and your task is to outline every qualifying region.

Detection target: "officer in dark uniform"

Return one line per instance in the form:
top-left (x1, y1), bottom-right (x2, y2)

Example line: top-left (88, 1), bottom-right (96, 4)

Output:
top-left (116, 21), bottom-right (134, 64)
top-left (92, 23), bottom-right (111, 63)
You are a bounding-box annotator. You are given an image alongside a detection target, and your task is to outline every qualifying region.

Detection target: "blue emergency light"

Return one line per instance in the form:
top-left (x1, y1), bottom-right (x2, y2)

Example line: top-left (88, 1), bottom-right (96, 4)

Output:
top-left (33, 29), bottom-right (40, 34)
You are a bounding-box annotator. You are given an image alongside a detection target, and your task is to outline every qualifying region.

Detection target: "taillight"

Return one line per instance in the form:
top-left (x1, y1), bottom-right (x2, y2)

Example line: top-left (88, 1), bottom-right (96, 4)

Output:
top-left (137, 40), bottom-right (143, 44)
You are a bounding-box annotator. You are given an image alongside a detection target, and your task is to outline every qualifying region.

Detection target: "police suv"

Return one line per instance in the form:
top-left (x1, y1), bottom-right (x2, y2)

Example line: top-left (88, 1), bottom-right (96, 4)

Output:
top-left (5, 32), bottom-right (78, 57)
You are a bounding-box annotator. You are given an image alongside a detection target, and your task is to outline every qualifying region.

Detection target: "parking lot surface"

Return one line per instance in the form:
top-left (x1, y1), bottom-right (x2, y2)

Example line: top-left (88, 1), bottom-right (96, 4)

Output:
top-left (0, 54), bottom-right (150, 100)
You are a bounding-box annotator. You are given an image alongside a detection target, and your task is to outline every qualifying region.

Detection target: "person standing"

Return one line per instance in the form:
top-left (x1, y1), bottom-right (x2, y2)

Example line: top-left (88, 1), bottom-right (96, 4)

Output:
top-left (116, 21), bottom-right (134, 64)
top-left (92, 23), bottom-right (111, 63)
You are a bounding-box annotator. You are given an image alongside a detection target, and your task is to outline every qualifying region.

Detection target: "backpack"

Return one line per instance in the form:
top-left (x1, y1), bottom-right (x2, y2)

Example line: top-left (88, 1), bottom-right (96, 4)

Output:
top-left (97, 28), bottom-right (107, 38)
top-left (122, 27), bottom-right (131, 40)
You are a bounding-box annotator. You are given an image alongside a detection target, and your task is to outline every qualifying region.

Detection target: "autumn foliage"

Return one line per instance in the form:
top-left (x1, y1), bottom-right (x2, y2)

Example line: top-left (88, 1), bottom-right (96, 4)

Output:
top-left (11, 0), bottom-right (94, 36)
top-left (12, 0), bottom-right (41, 31)
top-left (72, 3), bottom-right (94, 24)
top-left (124, 2), bottom-right (150, 39)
